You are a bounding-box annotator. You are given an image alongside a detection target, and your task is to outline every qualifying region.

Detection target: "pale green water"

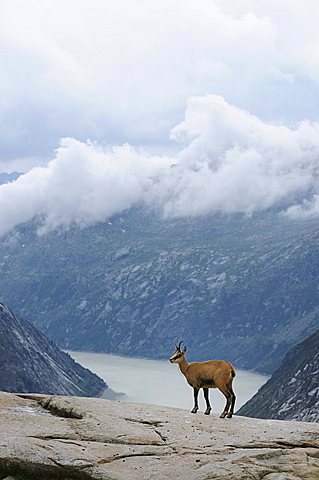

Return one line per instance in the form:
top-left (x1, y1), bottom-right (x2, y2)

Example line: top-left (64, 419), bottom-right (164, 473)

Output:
top-left (68, 351), bottom-right (269, 413)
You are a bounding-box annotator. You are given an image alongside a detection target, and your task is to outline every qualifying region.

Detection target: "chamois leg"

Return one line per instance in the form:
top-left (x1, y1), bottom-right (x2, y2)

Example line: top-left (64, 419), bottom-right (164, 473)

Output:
top-left (226, 385), bottom-right (236, 418)
top-left (219, 387), bottom-right (232, 418)
top-left (191, 387), bottom-right (199, 413)
top-left (203, 388), bottom-right (212, 415)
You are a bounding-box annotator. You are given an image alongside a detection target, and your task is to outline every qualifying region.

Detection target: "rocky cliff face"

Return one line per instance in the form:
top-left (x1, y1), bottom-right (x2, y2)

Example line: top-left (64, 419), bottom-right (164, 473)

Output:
top-left (237, 329), bottom-right (319, 422)
top-left (0, 392), bottom-right (318, 480)
top-left (1, 210), bottom-right (319, 374)
top-left (0, 301), bottom-right (106, 396)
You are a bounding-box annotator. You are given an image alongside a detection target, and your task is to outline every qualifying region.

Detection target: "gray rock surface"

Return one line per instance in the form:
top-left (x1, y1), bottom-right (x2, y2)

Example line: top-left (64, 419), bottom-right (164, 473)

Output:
top-left (0, 392), bottom-right (318, 480)
top-left (238, 329), bottom-right (319, 422)
top-left (0, 301), bottom-right (106, 396)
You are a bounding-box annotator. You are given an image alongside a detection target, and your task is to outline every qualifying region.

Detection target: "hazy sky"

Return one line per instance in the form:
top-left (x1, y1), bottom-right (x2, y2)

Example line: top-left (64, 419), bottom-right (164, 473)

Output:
top-left (1, 0), bottom-right (319, 233)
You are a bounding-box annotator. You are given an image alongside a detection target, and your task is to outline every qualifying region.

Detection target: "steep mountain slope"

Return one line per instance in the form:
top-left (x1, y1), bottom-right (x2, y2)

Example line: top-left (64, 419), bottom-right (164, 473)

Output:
top-left (0, 301), bottom-right (106, 396)
top-left (237, 329), bottom-right (319, 422)
top-left (0, 209), bottom-right (318, 373)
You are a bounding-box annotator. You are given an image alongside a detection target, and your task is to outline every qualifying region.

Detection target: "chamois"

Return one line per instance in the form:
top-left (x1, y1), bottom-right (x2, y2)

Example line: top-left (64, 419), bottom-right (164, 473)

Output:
top-left (170, 341), bottom-right (236, 418)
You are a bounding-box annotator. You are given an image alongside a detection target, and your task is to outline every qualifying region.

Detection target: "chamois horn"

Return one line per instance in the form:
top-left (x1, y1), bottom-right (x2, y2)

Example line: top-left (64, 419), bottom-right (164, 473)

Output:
top-left (176, 341), bottom-right (184, 351)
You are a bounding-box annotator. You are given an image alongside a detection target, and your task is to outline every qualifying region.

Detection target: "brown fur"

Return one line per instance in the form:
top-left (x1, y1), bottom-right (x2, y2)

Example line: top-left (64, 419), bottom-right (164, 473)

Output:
top-left (170, 344), bottom-right (236, 418)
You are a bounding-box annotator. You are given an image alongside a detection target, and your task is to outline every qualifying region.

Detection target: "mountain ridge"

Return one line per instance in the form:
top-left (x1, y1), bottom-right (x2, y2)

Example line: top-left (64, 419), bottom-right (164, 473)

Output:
top-left (0, 300), bottom-right (106, 396)
top-left (237, 328), bottom-right (319, 422)
top-left (1, 209), bottom-right (318, 374)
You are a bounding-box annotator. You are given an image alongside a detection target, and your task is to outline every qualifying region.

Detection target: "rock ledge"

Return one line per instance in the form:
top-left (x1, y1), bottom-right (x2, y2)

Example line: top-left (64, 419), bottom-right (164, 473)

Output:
top-left (0, 392), bottom-right (318, 479)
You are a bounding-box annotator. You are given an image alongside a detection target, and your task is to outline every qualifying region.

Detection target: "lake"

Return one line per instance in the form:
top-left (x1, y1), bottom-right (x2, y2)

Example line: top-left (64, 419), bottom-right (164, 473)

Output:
top-left (68, 351), bottom-right (269, 413)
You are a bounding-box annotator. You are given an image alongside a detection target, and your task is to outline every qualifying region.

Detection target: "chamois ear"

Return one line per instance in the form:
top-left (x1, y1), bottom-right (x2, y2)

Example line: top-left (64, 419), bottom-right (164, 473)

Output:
top-left (183, 346), bottom-right (187, 353)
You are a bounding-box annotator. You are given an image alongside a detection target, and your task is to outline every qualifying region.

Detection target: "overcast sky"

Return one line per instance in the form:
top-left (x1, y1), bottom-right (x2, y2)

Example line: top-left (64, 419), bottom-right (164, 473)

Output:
top-left (1, 0), bottom-right (319, 233)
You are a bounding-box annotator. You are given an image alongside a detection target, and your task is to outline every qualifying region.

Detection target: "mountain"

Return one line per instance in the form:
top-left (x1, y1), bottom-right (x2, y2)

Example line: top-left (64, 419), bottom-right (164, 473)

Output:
top-left (0, 301), bottom-right (106, 396)
top-left (0, 172), bottom-right (21, 184)
top-left (0, 209), bottom-right (318, 374)
top-left (237, 329), bottom-right (319, 422)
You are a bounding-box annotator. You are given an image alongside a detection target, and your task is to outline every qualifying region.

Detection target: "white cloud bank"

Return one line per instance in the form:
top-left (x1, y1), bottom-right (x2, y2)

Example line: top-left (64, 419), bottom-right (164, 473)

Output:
top-left (1, 95), bottom-right (319, 237)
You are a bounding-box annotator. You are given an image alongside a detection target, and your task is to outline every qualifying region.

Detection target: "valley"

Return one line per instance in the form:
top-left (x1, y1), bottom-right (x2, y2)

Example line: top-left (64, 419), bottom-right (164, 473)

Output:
top-left (1, 209), bottom-right (318, 374)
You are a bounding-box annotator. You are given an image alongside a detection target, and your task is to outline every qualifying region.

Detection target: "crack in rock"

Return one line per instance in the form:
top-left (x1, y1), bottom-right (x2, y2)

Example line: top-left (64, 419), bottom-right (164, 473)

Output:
top-left (28, 434), bottom-right (164, 448)
top-left (97, 451), bottom-right (171, 465)
top-left (48, 457), bottom-right (94, 470)
top-left (40, 397), bottom-right (84, 419)
top-left (124, 417), bottom-right (167, 427)
top-left (228, 440), bottom-right (319, 450)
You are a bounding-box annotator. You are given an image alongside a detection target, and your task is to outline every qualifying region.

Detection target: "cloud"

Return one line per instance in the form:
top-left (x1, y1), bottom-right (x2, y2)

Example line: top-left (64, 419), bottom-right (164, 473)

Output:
top-left (0, 139), bottom-right (171, 236)
top-left (285, 196), bottom-right (319, 219)
top-left (1, 0), bottom-right (319, 169)
top-left (164, 95), bottom-right (319, 216)
top-left (1, 95), bottom-right (319, 236)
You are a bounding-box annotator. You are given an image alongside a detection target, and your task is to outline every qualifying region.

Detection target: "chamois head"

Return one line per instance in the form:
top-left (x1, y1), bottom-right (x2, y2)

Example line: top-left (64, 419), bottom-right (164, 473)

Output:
top-left (169, 341), bottom-right (187, 363)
